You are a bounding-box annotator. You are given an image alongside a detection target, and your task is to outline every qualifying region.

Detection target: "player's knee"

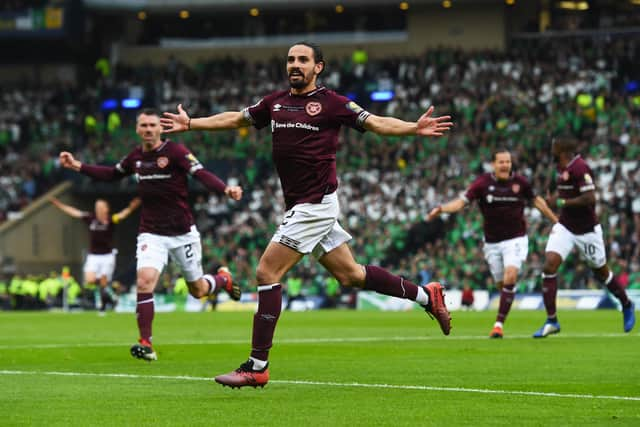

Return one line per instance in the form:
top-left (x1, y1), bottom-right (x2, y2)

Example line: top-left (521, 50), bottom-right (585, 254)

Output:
top-left (256, 264), bottom-right (278, 285)
top-left (136, 274), bottom-right (156, 293)
top-left (334, 265), bottom-right (365, 288)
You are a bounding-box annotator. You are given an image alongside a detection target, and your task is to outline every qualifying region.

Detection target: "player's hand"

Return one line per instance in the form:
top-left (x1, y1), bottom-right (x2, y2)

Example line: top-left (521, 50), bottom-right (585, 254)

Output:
top-left (416, 106), bottom-right (453, 137)
top-left (224, 185), bottom-right (243, 201)
top-left (160, 104), bottom-right (190, 133)
top-left (59, 152), bottom-right (81, 171)
top-left (426, 206), bottom-right (442, 221)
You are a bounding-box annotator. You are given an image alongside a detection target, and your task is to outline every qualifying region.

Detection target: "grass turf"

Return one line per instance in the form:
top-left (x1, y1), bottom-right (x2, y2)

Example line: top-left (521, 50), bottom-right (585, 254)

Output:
top-left (0, 309), bottom-right (638, 426)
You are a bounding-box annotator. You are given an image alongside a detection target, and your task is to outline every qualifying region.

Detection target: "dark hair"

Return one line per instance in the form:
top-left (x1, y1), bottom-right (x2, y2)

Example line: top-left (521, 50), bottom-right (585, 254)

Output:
top-left (552, 136), bottom-right (578, 154)
top-left (292, 41), bottom-right (325, 74)
top-left (137, 108), bottom-right (161, 119)
top-left (491, 147), bottom-right (511, 161)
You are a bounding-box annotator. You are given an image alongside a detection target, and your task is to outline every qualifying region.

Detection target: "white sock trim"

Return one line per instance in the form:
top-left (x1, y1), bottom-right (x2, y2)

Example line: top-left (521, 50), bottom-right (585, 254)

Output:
top-left (203, 274), bottom-right (216, 295)
top-left (137, 297), bottom-right (154, 305)
top-left (604, 271), bottom-right (614, 285)
top-left (257, 283), bottom-right (281, 292)
top-left (249, 356), bottom-right (268, 370)
top-left (415, 286), bottom-right (429, 305)
top-left (541, 273), bottom-right (557, 279)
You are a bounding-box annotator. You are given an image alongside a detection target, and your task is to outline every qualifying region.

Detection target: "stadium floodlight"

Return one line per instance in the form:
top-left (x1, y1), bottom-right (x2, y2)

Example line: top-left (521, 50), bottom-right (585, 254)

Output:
top-left (370, 90), bottom-right (394, 102)
top-left (122, 98), bottom-right (142, 108)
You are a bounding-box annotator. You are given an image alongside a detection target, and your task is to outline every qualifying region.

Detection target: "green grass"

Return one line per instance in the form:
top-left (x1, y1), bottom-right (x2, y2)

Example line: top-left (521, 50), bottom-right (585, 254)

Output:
top-left (1, 309), bottom-right (638, 426)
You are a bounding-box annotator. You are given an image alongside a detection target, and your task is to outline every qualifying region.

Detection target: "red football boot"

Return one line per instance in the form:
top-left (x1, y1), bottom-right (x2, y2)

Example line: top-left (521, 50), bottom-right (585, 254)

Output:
top-left (217, 266), bottom-right (241, 301)
top-left (489, 325), bottom-right (503, 339)
top-left (215, 359), bottom-right (269, 389)
top-left (422, 282), bottom-right (451, 335)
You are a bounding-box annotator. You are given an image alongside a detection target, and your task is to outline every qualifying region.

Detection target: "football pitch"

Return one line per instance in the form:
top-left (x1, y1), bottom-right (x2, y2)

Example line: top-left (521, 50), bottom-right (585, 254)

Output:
top-left (1, 309), bottom-right (638, 426)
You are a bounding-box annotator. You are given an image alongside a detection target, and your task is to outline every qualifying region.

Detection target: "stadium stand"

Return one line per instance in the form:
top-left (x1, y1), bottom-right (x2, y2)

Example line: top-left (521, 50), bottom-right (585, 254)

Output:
top-left (1, 1), bottom-right (640, 309)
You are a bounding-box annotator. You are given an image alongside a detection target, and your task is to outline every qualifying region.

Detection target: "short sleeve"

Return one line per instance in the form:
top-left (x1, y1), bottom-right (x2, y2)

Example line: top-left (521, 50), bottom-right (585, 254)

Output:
top-left (574, 163), bottom-right (596, 193)
top-left (81, 213), bottom-right (92, 225)
top-left (174, 143), bottom-right (204, 175)
top-left (243, 97), bottom-right (272, 130)
top-left (115, 151), bottom-right (136, 175)
top-left (463, 176), bottom-right (484, 203)
top-left (330, 93), bottom-right (370, 132)
top-left (521, 176), bottom-right (536, 200)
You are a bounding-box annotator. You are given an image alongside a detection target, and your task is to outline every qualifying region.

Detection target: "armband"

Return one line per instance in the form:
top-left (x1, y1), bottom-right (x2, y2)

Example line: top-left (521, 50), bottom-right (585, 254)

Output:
top-left (556, 198), bottom-right (566, 208)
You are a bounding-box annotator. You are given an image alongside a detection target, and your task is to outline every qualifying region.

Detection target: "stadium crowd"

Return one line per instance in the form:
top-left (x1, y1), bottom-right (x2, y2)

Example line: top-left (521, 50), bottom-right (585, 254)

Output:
top-left (1, 35), bottom-right (640, 308)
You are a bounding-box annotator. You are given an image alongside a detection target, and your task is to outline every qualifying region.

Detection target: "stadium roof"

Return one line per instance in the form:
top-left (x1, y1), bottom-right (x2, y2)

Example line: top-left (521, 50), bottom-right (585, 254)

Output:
top-left (84, 0), bottom-right (500, 11)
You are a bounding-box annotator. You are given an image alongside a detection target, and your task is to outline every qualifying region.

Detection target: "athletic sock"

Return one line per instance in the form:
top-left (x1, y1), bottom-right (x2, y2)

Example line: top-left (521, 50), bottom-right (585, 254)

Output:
top-left (99, 288), bottom-right (111, 311)
top-left (203, 273), bottom-right (229, 295)
top-left (496, 284), bottom-right (516, 323)
top-left (603, 272), bottom-right (630, 306)
top-left (136, 292), bottom-right (154, 343)
top-left (250, 284), bottom-right (282, 361)
top-left (249, 357), bottom-right (268, 370)
top-left (541, 273), bottom-right (558, 320)
top-left (364, 265), bottom-right (419, 301)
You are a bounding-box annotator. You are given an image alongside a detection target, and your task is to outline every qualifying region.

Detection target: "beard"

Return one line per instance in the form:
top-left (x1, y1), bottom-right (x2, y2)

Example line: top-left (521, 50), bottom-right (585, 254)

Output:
top-left (288, 70), bottom-right (311, 89)
top-left (289, 76), bottom-right (307, 89)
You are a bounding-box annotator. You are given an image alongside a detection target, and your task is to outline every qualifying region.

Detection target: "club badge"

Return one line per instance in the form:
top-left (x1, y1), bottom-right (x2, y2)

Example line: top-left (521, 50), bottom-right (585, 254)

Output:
top-left (157, 156), bottom-right (169, 168)
top-left (305, 101), bottom-right (322, 116)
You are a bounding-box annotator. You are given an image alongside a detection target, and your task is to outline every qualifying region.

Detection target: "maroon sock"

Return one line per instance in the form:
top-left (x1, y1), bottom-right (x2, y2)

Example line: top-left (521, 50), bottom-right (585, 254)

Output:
top-left (99, 288), bottom-right (111, 311)
top-left (542, 274), bottom-right (558, 319)
top-left (605, 274), bottom-right (630, 306)
top-left (136, 292), bottom-right (154, 343)
top-left (250, 284), bottom-right (282, 361)
top-left (205, 273), bottom-right (229, 294)
top-left (364, 265), bottom-right (419, 300)
top-left (496, 284), bottom-right (516, 323)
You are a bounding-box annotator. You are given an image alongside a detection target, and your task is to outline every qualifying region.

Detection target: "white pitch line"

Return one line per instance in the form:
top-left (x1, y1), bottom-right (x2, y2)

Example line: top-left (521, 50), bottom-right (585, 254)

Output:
top-left (0, 370), bottom-right (638, 402)
top-left (0, 332), bottom-right (634, 350)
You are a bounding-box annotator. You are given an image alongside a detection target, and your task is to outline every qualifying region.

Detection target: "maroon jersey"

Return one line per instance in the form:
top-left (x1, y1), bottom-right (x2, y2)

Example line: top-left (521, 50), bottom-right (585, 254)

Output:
top-left (556, 155), bottom-right (598, 234)
top-left (243, 87), bottom-right (370, 210)
top-left (463, 173), bottom-right (535, 243)
top-left (116, 140), bottom-right (202, 236)
top-left (81, 213), bottom-right (114, 254)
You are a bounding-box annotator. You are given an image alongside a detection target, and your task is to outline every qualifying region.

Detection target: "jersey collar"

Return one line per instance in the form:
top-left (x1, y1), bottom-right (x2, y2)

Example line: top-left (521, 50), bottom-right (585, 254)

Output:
top-left (289, 86), bottom-right (326, 97)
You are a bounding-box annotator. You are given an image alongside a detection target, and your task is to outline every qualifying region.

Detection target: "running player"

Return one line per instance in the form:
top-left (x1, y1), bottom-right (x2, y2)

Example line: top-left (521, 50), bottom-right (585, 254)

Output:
top-left (533, 137), bottom-right (635, 337)
top-left (50, 196), bottom-right (140, 312)
top-left (427, 148), bottom-right (557, 338)
top-left (58, 108), bottom-right (243, 361)
top-left (161, 42), bottom-right (454, 387)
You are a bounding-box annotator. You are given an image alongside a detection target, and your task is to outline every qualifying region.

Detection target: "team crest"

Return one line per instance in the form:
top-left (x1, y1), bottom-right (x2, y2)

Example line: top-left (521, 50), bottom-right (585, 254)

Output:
top-left (141, 244), bottom-right (147, 251)
top-left (512, 183), bottom-right (520, 193)
top-left (562, 171), bottom-right (570, 181)
top-left (305, 101), bottom-right (322, 116)
top-left (157, 156), bottom-right (169, 168)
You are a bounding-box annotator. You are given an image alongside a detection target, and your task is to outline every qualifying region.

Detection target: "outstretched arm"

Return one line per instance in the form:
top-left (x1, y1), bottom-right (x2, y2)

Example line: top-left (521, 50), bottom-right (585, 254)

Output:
top-left (59, 152), bottom-right (125, 181)
top-left (112, 197), bottom-right (141, 224)
top-left (50, 197), bottom-right (85, 219)
top-left (160, 104), bottom-right (250, 133)
top-left (364, 106), bottom-right (453, 137)
top-left (533, 195), bottom-right (558, 224)
top-left (427, 198), bottom-right (467, 221)
top-left (193, 169), bottom-right (243, 201)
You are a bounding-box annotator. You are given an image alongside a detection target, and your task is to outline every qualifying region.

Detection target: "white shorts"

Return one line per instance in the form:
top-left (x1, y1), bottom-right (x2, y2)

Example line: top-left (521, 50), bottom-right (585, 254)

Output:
top-left (84, 251), bottom-right (116, 281)
top-left (271, 192), bottom-right (352, 257)
top-left (136, 225), bottom-right (203, 282)
top-left (545, 222), bottom-right (606, 268)
top-left (483, 235), bottom-right (529, 282)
